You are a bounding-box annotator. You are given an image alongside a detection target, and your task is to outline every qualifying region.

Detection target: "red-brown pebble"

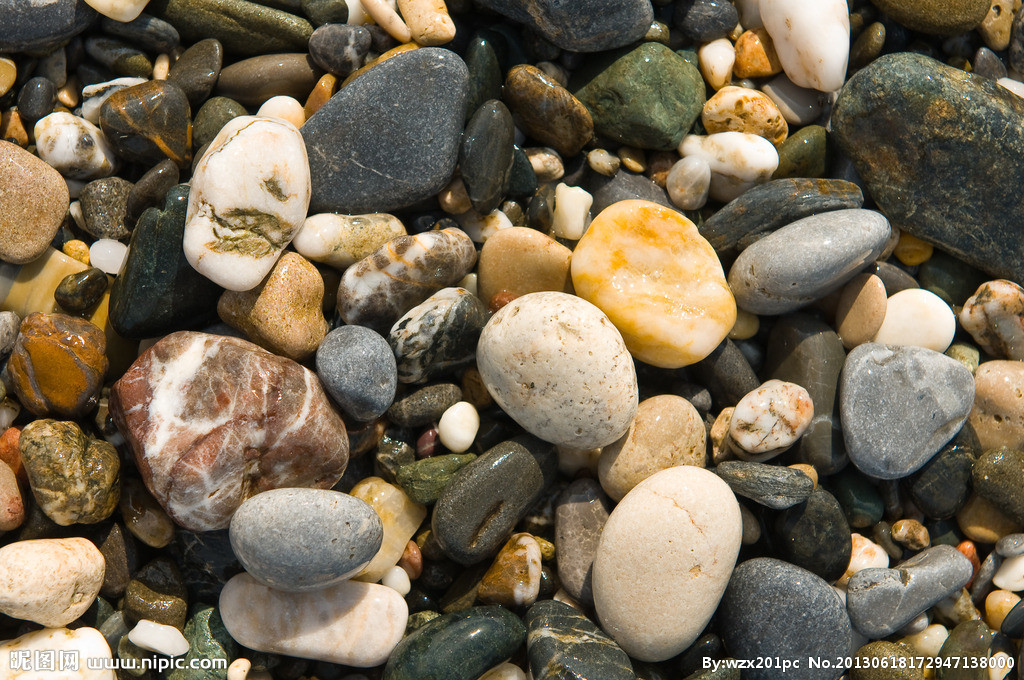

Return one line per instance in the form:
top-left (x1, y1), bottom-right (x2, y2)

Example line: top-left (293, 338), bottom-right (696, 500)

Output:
top-left (0, 427), bottom-right (24, 485)
top-left (398, 540), bottom-right (423, 580)
top-left (416, 428), bottom-right (439, 459)
top-left (488, 290), bottom-right (517, 312)
top-left (957, 540), bottom-right (981, 588)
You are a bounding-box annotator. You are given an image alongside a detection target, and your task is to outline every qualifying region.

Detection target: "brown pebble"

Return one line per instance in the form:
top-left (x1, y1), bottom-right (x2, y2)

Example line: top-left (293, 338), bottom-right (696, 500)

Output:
top-left (504, 65), bottom-right (594, 158)
top-left (438, 175), bottom-right (472, 214)
top-left (733, 28), bottom-right (783, 79)
top-left (646, 150), bottom-right (677, 187)
top-left (397, 539), bottom-right (422, 579)
top-left (304, 73), bottom-right (337, 120)
top-left (957, 493), bottom-right (1023, 544)
top-left (0, 459), bottom-right (24, 531)
top-left (788, 463), bottom-right (817, 488)
top-left (0, 109), bottom-right (29, 146)
top-left (835, 273), bottom-right (887, 350)
top-left (968, 360), bottom-right (1024, 451)
top-left (119, 477), bottom-right (175, 548)
top-left (0, 427), bottom-right (24, 486)
top-left (415, 428), bottom-right (439, 458)
top-left (460, 367), bottom-right (493, 410)
top-left (217, 54), bottom-right (323, 107)
top-left (891, 518), bottom-right (930, 550)
top-left (488, 290), bottom-right (517, 312)
top-left (957, 540), bottom-right (981, 588)
top-left (477, 227), bottom-right (572, 304)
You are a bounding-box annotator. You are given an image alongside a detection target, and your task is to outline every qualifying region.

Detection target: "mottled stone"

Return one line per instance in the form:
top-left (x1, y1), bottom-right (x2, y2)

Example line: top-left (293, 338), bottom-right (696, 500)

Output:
top-left (0, 538), bottom-right (104, 628)
top-left (773, 487), bottom-right (851, 582)
top-left (702, 86), bottom-right (788, 146)
top-left (8, 313), bottom-right (108, 418)
top-left (109, 331), bottom-right (349, 531)
top-left (728, 379), bottom-right (813, 460)
top-left (851, 641), bottom-right (925, 680)
top-left (840, 343), bottom-right (975, 480)
top-left (229, 488), bottom-right (382, 591)
top-left (303, 48), bottom-right (468, 214)
top-left (349, 476), bottom-right (426, 582)
top-left (147, 0), bottom-right (313, 55)
top-left (309, 24), bottom-right (370, 77)
top-left (906, 428), bottom-right (978, 520)
top-left (554, 478), bottom-right (610, 607)
top-left (166, 606), bottom-right (236, 680)
top-left (34, 112), bottom-right (118, 180)
top-left (123, 557), bottom-right (187, 629)
top-left (99, 80), bottom-right (192, 168)
top-left (0, 140), bottom-right (71, 265)
top-left (870, 0), bottom-right (989, 34)
top-left (473, 0), bottom-right (652, 52)
top-left (478, 533), bottom-right (543, 608)
top-left (79, 177), bottom-right (132, 241)
top-left (390, 288), bottom-right (488, 384)
top-left (973, 448), bottom-right (1024, 524)
top-left (395, 453), bottom-right (476, 505)
top-left (54, 268), bottom-right (107, 316)
top-left (526, 600), bottom-right (633, 680)
top-left (461, 100), bottom-right (515, 214)
top-left (293, 212), bottom-right (405, 270)
top-left (316, 325), bottom-right (397, 421)
top-left (960, 280), bottom-right (1024, 359)
top-left (716, 461), bottom-right (814, 509)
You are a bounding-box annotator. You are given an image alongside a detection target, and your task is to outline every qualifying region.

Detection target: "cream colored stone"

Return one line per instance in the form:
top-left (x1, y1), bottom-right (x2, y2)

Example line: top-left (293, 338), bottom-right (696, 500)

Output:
top-left (398, 0), bottom-right (456, 45)
top-left (698, 38), bottom-right (735, 91)
top-left (0, 627), bottom-right (114, 679)
top-left (153, 54), bottom-right (171, 80)
top-left (901, 623), bottom-right (948, 657)
top-left (219, 573), bottom-right (407, 666)
top-left (0, 538), bottom-right (104, 627)
top-left (350, 477), bottom-right (427, 583)
top-left (571, 199), bottom-right (736, 368)
top-left (679, 132), bottom-right (779, 202)
top-left (478, 663), bottom-right (528, 680)
top-left (293, 213), bottom-right (406, 270)
top-left (437, 401), bottom-right (479, 454)
top-left (128, 619), bottom-right (190, 657)
top-left (257, 96), bottom-right (306, 128)
top-left (455, 207), bottom-right (514, 243)
top-left (0, 460), bottom-right (23, 531)
top-left (979, 0), bottom-right (1018, 51)
top-left (960, 280), bottom-right (1024, 360)
top-left (990, 652), bottom-right (1013, 680)
top-left (587, 148), bottom-right (620, 176)
top-left (836, 533), bottom-right (890, 587)
top-left (733, 28), bottom-right (783, 78)
top-left (598, 395), bottom-right (707, 501)
top-left (985, 589), bottom-right (1021, 629)
top-left (836, 273), bottom-right (887, 350)
top-left (710, 407), bottom-right (736, 463)
top-left (438, 175), bottom-right (472, 214)
top-left (872, 288), bottom-right (956, 353)
top-left (34, 112), bottom-right (117, 180)
top-left (550, 183), bottom-right (592, 240)
top-left (666, 156), bottom-right (711, 211)
top-left (477, 227), bottom-right (572, 305)
top-left (82, 0), bottom-right (149, 22)
top-left (969, 360), bottom-right (1024, 451)
top-left (760, 0), bottom-right (850, 92)
top-left (593, 466), bottom-right (742, 662)
top-left (525, 147), bottom-right (564, 182)
top-left (361, 0), bottom-right (412, 42)
top-left (702, 86), bottom-right (788, 145)
top-left (729, 308), bottom-right (760, 340)
top-left (993, 553), bottom-right (1024, 591)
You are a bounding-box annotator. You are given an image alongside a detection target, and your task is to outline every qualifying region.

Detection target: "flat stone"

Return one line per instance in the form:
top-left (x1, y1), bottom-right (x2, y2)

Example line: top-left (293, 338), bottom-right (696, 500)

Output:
top-left (846, 545), bottom-right (973, 638)
top-left (840, 343), bottom-right (975, 479)
top-left (554, 478), bottom-right (611, 607)
top-left (718, 557), bottom-right (852, 680)
top-left (870, 0), bottom-right (989, 34)
top-left (316, 325), bottom-right (397, 421)
top-left (526, 600), bottom-right (634, 680)
top-left (147, 0), bottom-right (313, 55)
top-left (303, 48), bottom-right (468, 214)
top-left (460, 100), bottom-right (515, 214)
top-left (388, 383), bottom-right (462, 428)
top-left (229, 488), bottom-right (382, 591)
top-left (0, 0), bottom-right (96, 52)
top-left (0, 537), bottom-right (104, 627)
top-left (0, 140), bottom-right (70, 265)
top-left (99, 80), bottom-right (192, 168)
top-left (473, 0), bottom-right (652, 52)
top-left (109, 331), bottom-right (349, 531)
top-left (215, 53), bottom-right (321, 107)
top-left (773, 487), bottom-right (852, 582)
top-left (833, 53), bottom-right (1024, 283)
top-left (504, 65), bottom-right (593, 158)
top-left (715, 461), bottom-right (814, 509)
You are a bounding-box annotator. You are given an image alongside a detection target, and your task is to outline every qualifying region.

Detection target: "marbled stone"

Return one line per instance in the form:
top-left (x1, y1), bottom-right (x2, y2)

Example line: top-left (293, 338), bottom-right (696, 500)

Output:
top-left (99, 80), bottom-right (192, 168)
top-left (0, 537), bottom-right (104, 627)
top-left (526, 600), bottom-right (633, 680)
top-left (33, 112), bottom-right (117, 180)
top-left (303, 48), bottom-right (468, 213)
top-left (7, 313), bottom-right (108, 418)
top-left (309, 23), bottom-right (371, 77)
top-left (840, 343), bottom-right (975, 479)
top-left (0, 0), bottom-right (96, 52)
top-left (960, 280), bottom-right (1024, 359)
top-left (167, 38), bottom-right (224, 107)
top-left (504, 65), bottom-right (593, 158)
top-left (293, 212), bottom-right (406, 270)
top-left (221, 573), bottom-right (407, 666)
top-left (718, 558), bottom-right (853, 680)
top-left (109, 331), bottom-right (349, 530)
top-left (554, 478), bottom-right (610, 607)
top-left (460, 100), bottom-right (515, 215)
top-left (847, 545), bottom-right (974, 638)
top-left (473, 0), bottom-right (652, 52)
top-left (389, 287), bottom-right (488, 384)
top-left (349, 476), bottom-right (426, 583)
top-left (0, 140), bottom-right (70, 265)
top-left (147, 0), bottom-right (313, 55)
top-left (337, 227), bottom-right (477, 333)
top-left (728, 379), bottom-right (813, 460)
top-left (478, 532), bottom-right (543, 608)
top-left (716, 461), bottom-right (814, 509)
top-left (773, 487), bottom-right (852, 582)
top-left (316, 325), bottom-right (397, 421)
top-left (229, 488), bottom-right (382, 591)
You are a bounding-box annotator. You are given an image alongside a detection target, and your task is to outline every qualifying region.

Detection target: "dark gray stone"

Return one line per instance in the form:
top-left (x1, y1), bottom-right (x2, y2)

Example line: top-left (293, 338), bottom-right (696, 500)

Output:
top-left (526, 600), bottom-right (634, 680)
top-left (0, 0), bottom-right (96, 52)
top-left (303, 47), bottom-right (469, 214)
top-left (715, 461), bottom-right (814, 510)
top-left (80, 177), bottom-right (133, 240)
top-left (584, 169), bottom-right (673, 216)
top-left (905, 427), bottom-right (977, 520)
top-left (315, 325), bottom-right (397, 422)
top-left (554, 478), bottom-right (611, 607)
top-left (100, 14), bottom-right (180, 54)
top-left (167, 38), bottom-right (223, 107)
top-left (1001, 598), bottom-right (1024, 636)
top-left (867, 261), bottom-right (920, 294)
top-left (308, 23), bottom-right (371, 77)
top-left (674, 0), bottom-right (739, 42)
top-left (996, 534), bottom-right (1024, 558)
top-left (387, 383), bottom-right (463, 428)
top-left (773, 488), bottom-right (852, 583)
top-left (971, 551), bottom-right (1002, 606)
top-left (690, 338), bottom-right (760, 408)
top-left (460, 100), bottom-right (515, 214)
top-left (473, 0), bottom-right (653, 52)
top-left (302, 0), bottom-right (349, 25)
top-left (229, 488), bottom-right (382, 591)
top-left (17, 77), bottom-right (57, 122)
top-left (840, 343), bottom-right (975, 480)
top-left (718, 558), bottom-right (852, 680)
top-left (973, 47), bottom-right (1007, 80)
top-left (846, 545), bottom-right (973, 638)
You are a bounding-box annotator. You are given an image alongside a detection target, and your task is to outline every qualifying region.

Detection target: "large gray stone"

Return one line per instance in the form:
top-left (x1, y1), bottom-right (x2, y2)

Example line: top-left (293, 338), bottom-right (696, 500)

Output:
top-left (473, 0), bottom-right (653, 52)
top-left (0, 0), bottom-right (96, 52)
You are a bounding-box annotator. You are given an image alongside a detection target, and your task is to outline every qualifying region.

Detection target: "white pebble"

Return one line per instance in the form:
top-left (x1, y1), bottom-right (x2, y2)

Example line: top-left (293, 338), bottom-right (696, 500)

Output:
top-left (901, 623), bottom-right (948, 657)
top-left (82, 0), bottom-right (149, 21)
top-left (550, 183), bottom-right (593, 240)
top-left (80, 77), bottom-right (147, 123)
top-left (438, 401), bottom-right (479, 453)
top-left (89, 239), bottom-right (129, 275)
top-left (698, 38), bottom-right (735, 91)
top-left (836, 533), bottom-right (889, 587)
top-left (455, 208), bottom-right (513, 243)
top-left (760, 0), bottom-right (850, 92)
top-left (458, 272), bottom-right (478, 297)
top-left (0, 399), bottom-right (19, 431)
top-left (69, 200), bottom-right (85, 230)
top-left (666, 156), bottom-right (712, 211)
top-left (990, 652), bottom-right (1013, 680)
top-left (381, 565), bottom-right (411, 596)
top-left (679, 132), bottom-right (779, 203)
top-left (257, 96), bottom-right (306, 128)
top-left (227, 658), bottom-right (252, 680)
top-left (128, 619), bottom-right (190, 657)
top-left (993, 553), bottom-right (1024, 592)
top-left (34, 112), bottom-right (118, 180)
top-left (871, 288), bottom-right (956, 353)
top-left (477, 662), bottom-right (528, 680)
top-left (998, 78), bottom-right (1024, 99)
top-left (728, 379), bottom-right (813, 458)
top-left (760, 74), bottom-right (823, 125)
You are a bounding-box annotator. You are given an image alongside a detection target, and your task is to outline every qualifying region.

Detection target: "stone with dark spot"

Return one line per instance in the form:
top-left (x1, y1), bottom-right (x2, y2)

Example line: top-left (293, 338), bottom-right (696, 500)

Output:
top-left (388, 383), bottom-right (463, 428)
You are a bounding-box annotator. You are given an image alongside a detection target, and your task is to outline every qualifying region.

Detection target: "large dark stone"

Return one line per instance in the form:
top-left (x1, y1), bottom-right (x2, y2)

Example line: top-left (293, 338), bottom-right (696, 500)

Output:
top-left (473, 0), bottom-right (652, 52)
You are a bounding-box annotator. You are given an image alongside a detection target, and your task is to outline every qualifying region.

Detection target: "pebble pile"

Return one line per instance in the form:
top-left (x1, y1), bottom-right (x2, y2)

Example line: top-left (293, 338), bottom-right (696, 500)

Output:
top-left (4, 0), bottom-right (1024, 678)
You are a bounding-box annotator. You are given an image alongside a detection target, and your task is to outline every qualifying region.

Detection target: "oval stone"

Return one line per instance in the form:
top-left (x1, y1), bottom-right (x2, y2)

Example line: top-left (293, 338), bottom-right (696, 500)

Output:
top-left (0, 537), bottom-right (105, 628)
top-left (593, 466), bottom-right (742, 662)
top-left (571, 199), bottom-right (735, 368)
top-left (229, 488), bottom-right (383, 592)
top-left (477, 292), bottom-right (638, 449)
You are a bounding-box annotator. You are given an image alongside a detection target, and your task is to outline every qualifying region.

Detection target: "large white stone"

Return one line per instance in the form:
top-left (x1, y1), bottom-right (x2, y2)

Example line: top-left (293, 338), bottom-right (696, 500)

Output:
top-left (34, 113), bottom-right (117, 181)
top-left (184, 116), bottom-right (311, 291)
top-left (679, 132), bottom-right (779, 202)
top-left (760, 0), bottom-right (850, 92)
top-left (82, 0), bottom-right (150, 22)
top-left (0, 627), bottom-right (114, 680)
top-left (872, 288), bottom-right (957, 353)
top-left (592, 466), bottom-right (742, 662)
top-left (219, 573), bottom-right (407, 667)
top-left (0, 538), bottom-right (105, 628)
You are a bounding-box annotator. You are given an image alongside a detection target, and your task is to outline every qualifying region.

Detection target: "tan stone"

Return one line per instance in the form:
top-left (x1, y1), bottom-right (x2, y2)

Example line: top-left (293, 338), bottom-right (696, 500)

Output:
top-left (350, 477), bottom-right (427, 583)
top-left (0, 140), bottom-right (70, 265)
top-left (969, 360), bottom-right (1024, 451)
top-left (729, 309), bottom-right (759, 340)
top-left (217, 252), bottom-right (328, 361)
top-left (0, 460), bottom-right (23, 531)
top-left (477, 226), bottom-right (572, 305)
top-left (617, 145), bottom-right (646, 173)
top-left (733, 28), bottom-right (783, 78)
top-left (571, 200), bottom-right (736, 368)
top-left (979, 0), bottom-right (1019, 51)
top-left (710, 407), bottom-right (736, 464)
top-left (701, 86), bottom-right (788, 145)
top-left (893, 232), bottom-right (933, 266)
top-left (959, 280), bottom-right (1024, 360)
top-left (0, 537), bottom-right (104, 627)
top-left (598, 395), bottom-right (707, 501)
top-left (304, 73), bottom-right (337, 120)
top-left (62, 239), bottom-right (91, 265)
top-left (985, 589), bottom-right (1020, 630)
top-left (477, 533), bottom-right (542, 608)
top-left (438, 175), bottom-right (472, 214)
top-left (891, 519), bottom-right (930, 550)
top-left (0, 58), bottom-right (15, 98)
top-left (0, 110), bottom-right (29, 147)
top-left (788, 463), bottom-right (817, 487)
top-left (956, 493), bottom-right (1022, 544)
top-left (836, 273), bottom-right (887, 350)
top-left (397, 0), bottom-right (456, 46)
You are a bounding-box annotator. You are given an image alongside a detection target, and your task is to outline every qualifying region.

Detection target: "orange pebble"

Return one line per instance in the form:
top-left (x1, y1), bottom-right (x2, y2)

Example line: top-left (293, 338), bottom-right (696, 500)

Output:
top-left (303, 73), bottom-right (337, 121)
top-left (0, 427), bottom-right (25, 486)
top-left (957, 540), bottom-right (981, 587)
top-left (398, 539), bottom-right (423, 580)
top-left (489, 290), bottom-right (517, 312)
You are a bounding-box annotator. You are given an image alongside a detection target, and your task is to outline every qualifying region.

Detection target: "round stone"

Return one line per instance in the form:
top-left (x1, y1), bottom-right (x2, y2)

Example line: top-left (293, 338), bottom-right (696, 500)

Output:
top-left (872, 288), bottom-right (957, 353)
top-left (0, 140), bottom-right (70, 265)
top-left (836, 273), bottom-right (888, 350)
top-left (0, 537), bottom-right (105, 627)
top-left (869, 0), bottom-right (990, 35)
top-left (477, 292), bottom-right (638, 449)
top-left (728, 379), bottom-right (813, 460)
top-left (316, 325), bottom-right (398, 421)
top-left (571, 199), bottom-right (735, 368)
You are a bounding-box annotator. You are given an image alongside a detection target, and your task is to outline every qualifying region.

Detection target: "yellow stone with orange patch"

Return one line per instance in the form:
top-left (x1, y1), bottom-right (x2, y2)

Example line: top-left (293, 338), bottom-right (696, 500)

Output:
top-left (570, 199), bottom-right (735, 368)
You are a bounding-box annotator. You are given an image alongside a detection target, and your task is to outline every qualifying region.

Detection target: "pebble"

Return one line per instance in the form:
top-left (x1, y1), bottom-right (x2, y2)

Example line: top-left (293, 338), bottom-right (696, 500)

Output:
top-left (293, 213), bottom-right (405, 271)
top-left (388, 383), bottom-right (462, 427)
top-left (316, 325), bottom-right (397, 421)
top-left (702, 86), bottom-right (788, 145)
top-left (838, 533), bottom-right (891, 588)
top-left (0, 141), bottom-right (70, 265)
top-left (728, 209), bottom-right (890, 314)
top-left (120, 477), bottom-right (175, 548)
top-left (761, 73), bottom-right (824, 125)
top-left (79, 176), bottom-right (132, 240)
top-left (0, 627), bottom-right (113, 678)
top-left (184, 115), bottom-right (310, 292)
top-left (554, 478), bottom-right (610, 607)
top-left (549, 183), bottom-right (592, 240)
top-left (504, 65), bottom-right (593, 158)
top-left (437, 402), bottom-right (479, 454)
top-left (993, 553), bottom-right (1024, 591)
top-left (17, 77), bottom-right (56, 122)
top-left (718, 558), bottom-right (852, 680)
top-left (526, 600), bottom-right (633, 680)
top-left (666, 155), bottom-right (712, 211)
top-left (836, 273), bottom-right (888, 349)
top-left (167, 37), bottom-right (223, 107)
top-left (593, 466), bottom-right (742, 662)
top-left (397, 0), bottom-right (456, 46)
top-left (477, 292), bottom-right (638, 449)
top-left (395, 452), bottom-right (475, 504)
top-left (192, 96), bottom-right (247, 149)
top-left (960, 280), bottom-right (1024, 359)
top-left (149, 0), bottom-right (312, 55)
top-left (33, 112), bottom-right (118, 180)
top-left (389, 287), bottom-right (487, 384)
top-left (474, 0), bottom-right (651, 52)
top-left (309, 24), bottom-right (372, 77)
top-left (128, 619), bottom-right (190, 657)
top-left (873, 0), bottom-right (990, 34)
top-left (674, 0), bottom-right (739, 42)
top-left (349, 476), bottom-right (426, 582)
top-left (892, 519), bottom-right (931, 551)
top-left (0, 460), bottom-right (23, 531)
top-left (229, 488), bottom-right (382, 591)
top-left (734, 28), bottom-right (784, 78)
top-left (840, 343), bottom-right (975, 479)
top-left (89, 239), bottom-right (129, 275)
top-left (0, 537), bottom-right (104, 627)
top-left (774, 487), bottom-right (852, 582)
top-left (698, 38), bottom-right (735, 91)
top-left (728, 379), bottom-right (813, 460)
top-left (958, 494), bottom-right (1022, 544)
top-left (477, 227), bottom-right (572, 305)
top-left (679, 132), bottom-right (779, 202)
top-left (760, 0), bottom-right (850, 92)
top-left (907, 430), bottom-right (977, 520)
top-left (99, 79), bottom-right (192, 168)
top-left (847, 545), bottom-right (974, 638)
top-left (478, 532), bottom-right (542, 607)
top-left (970, 360), bottom-right (1024, 451)
top-left (973, 448), bottom-right (1024, 525)
top-left (220, 573), bottom-right (407, 666)
top-left (716, 460), bottom-right (814, 509)
top-left (872, 288), bottom-right (957, 353)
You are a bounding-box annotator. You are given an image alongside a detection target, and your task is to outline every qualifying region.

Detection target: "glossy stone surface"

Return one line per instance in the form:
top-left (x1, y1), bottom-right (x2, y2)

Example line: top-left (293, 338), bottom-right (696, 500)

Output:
top-left (147, 0), bottom-right (313, 55)
top-left (460, 100), bottom-right (515, 214)
top-left (99, 79), bottom-right (192, 168)
top-left (54, 268), bottom-right (107, 315)
top-left (389, 287), bottom-right (488, 384)
top-left (716, 461), bottom-right (814, 509)
top-left (503, 65), bottom-right (594, 158)
top-left (526, 600), bottom-right (633, 680)
top-left (474, 0), bottom-right (651, 52)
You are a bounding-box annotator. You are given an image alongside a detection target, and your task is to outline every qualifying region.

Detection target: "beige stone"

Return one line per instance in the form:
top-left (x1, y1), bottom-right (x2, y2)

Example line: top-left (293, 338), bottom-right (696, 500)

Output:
top-left (571, 200), bottom-right (736, 368)
top-left (960, 280), bottom-right (1024, 360)
top-left (0, 140), bottom-right (71, 265)
top-left (361, 0), bottom-right (412, 42)
top-left (587, 149), bottom-right (620, 177)
top-left (0, 58), bottom-right (15, 98)
top-left (985, 589), bottom-right (1020, 630)
top-left (891, 519), bottom-right (930, 550)
top-left (836, 532), bottom-right (889, 587)
top-left (0, 627), bottom-right (114, 679)
top-left (598, 395), bottom-right (706, 501)
top-left (979, 0), bottom-right (1019, 51)
top-left (702, 86), bottom-right (788, 145)
top-left (710, 407), bottom-right (736, 463)
top-left (969, 360), bottom-right (1024, 451)
top-left (0, 537), bottom-right (104, 627)
top-left (617, 145), bottom-right (646, 173)
top-left (438, 175), bottom-right (472, 214)
top-left (477, 226), bottom-right (572, 306)
top-left (836, 273), bottom-right (887, 350)
top-left (218, 252), bottom-right (328, 361)
top-left (729, 309), bottom-right (760, 340)
top-left (733, 28), bottom-right (783, 78)
top-left (293, 213), bottom-right (406, 270)
top-left (957, 493), bottom-right (1022, 544)
top-left (398, 0), bottom-right (456, 45)
top-left (0, 460), bottom-right (24, 532)
top-left (524, 147), bottom-right (564, 182)
top-left (350, 476), bottom-right (427, 583)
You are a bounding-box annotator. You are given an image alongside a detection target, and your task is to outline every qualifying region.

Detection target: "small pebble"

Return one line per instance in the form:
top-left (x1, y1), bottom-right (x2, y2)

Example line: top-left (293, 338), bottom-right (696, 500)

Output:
top-left (437, 401), bottom-right (479, 454)
top-left (728, 379), bottom-right (813, 460)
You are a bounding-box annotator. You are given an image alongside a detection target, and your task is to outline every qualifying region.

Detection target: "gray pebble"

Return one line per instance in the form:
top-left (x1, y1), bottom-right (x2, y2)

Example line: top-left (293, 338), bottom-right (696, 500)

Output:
top-left (100, 14), bottom-right (180, 54)
top-left (79, 177), bottom-right (133, 240)
top-left (674, 0), bottom-right (739, 42)
top-left (0, 312), bottom-right (20, 359)
top-left (715, 461), bottom-right (814, 510)
top-left (996, 533), bottom-right (1024, 558)
top-left (689, 338), bottom-right (759, 408)
top-left (554, 478), bottom-right (612, 607)
top-left (387, 383), bottom-right (463, 428)
top-left (308, 23), bottom-right (371, 77)
top-left (17, 77), bottom-right (57, 121)
top-left (315, 325), bottom-right (397, 421)
top-left (971, 551), bottom-right (1003, 606)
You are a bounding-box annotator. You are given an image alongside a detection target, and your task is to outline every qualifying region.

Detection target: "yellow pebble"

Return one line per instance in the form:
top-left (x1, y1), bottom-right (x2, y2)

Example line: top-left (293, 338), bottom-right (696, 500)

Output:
top-left (729, 308), bottom-right (759, 340)
top-left (894, 232), bottom-right (934, 266)
top-left (788, 463), bottom-right (817, 488)
top-left (617, 145), bottom-right (646, 173)
top-left (956, 494), bottom-right (1023, 544)
top-left (534, 536), bottom-right (556, 561)
top-left (0, 57), bottom-right (15, 98)
top-left (62, 240), bottom-right (91, 265)
top-left (985, 589), bottom-right (1020, 630)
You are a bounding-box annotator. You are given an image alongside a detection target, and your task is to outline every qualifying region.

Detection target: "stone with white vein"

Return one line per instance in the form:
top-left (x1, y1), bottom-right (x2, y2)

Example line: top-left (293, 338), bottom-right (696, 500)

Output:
top-left (679, 132), bottom-right (779, 203)
top-left (760, 0), bottom-right (850, 92)
top-left (34, 112), bottom-right (117, 180)
top-left (184, 116), bottom-right (311, 292)
top-left (81, 77), bottom-right (146, 124)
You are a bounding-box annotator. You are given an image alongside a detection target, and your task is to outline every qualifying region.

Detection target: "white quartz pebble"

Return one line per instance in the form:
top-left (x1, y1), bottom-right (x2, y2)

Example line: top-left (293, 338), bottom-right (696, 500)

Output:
top-left (128, 619), bottom-right (190, 657)
top-left (999, 78), bottom-right (1024, 99)
top-left (0, 538), bottom-right (105, 627)
top-left (666, 156), bottom-right (712, 211)
top-left (184, 115), bottom-right (311, 291)
top-left (872, 289), bottom-right (957, 353)
top-left (901, 623), bottom-right (949, 657)
top-left (34, 112), bottom-right (117, 180)
top-left (82, 0), bottom-right (149, 21)
top-left (960, 279), bottom-right (1024, 360)
top-left (257, 96), bottom-right (306, 128)
top-left (381, 565), bottom-right (412, 596)
top-left (0, 627), bottom-right (114, 679)
top-left (760, 74), bottom-right (823, 125)
top-left (227, 658), bottom-right (252, 680)
top-left (455, 208), bottom-right (514, 243)
top-left (81, 77), bottom-right (147, 123)
top-left (728, 379), bottom-right (813, 459)
top-left (698, 38), bottom-right (735, 91)
top-left (477, 662), bottom-right (528, 680)
top-left (293, 213), bottom-right (406, 269)
top-left (993, 553), bottom-right (1024, 591)
top-left (550, 183), bottom-right (593, 240)
top-left (679, 132), bottom-right (779, 203)
top-left (760, 0), bottom-right (850, 92)
top-left (836, 533), bottom-right (890, 587)
top-left (438, 401), bottom-right (479, 453)
top-left (90, 239), bottom-right (129, 274)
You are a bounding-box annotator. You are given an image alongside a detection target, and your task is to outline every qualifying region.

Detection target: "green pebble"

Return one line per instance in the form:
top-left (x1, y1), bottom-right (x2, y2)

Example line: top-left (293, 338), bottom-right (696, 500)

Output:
top-left (147, 0), bottom-right (313, 56)
top-left (850, 641), bottom-right (924, 680)
top-left (406, 609), bottom-right (441, 633)
top-left (123, 558), bottom-right (189, 629)
top-left (936, 620), bottom-right (992, 680)
top-left (772, 125), bottom-right (827, 179)
top-left (192, 97), bottom-right (248, 149)
top-left (828, 468), bottom-right (884, 529)
top-left (167, 606), bottom-right (236, 680)
top-left (396, 453), bottom-right (477, 505)
top-left (300, 0), bottom-right (348, 25)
